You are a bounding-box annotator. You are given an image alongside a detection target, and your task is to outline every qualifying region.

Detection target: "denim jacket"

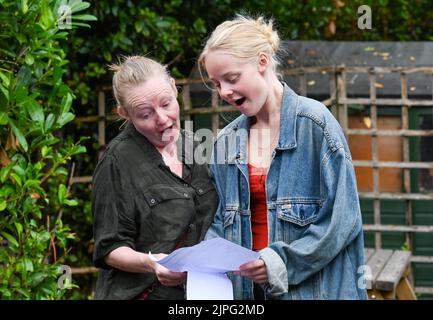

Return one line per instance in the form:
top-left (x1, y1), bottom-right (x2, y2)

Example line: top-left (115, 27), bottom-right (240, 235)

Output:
top-left (206, 83), bottom-right (368, 300)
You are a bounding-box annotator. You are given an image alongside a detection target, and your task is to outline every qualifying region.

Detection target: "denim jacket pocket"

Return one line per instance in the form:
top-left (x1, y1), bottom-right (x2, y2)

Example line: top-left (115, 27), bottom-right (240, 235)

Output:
top-left (223, 206), bottom-right (239, 242)
top-left (223, 206), bottom-right (238, 228)
top-left (277, 200), bottom-right (320, 227)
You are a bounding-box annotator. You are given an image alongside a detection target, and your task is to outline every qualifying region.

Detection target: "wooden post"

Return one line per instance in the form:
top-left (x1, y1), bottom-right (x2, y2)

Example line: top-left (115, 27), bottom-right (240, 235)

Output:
top-left (338, 67), bottom-right (348, 139)
top-left (369, 69), bottom-right (381, 250)
top-left (211, 90), bottom-right (219, 135)
top-left (400, 73), bottom-right (413, 254)
top-left (330, 68), bottom-right (338, 118)
top-left (181, 84), bottom-right (192, 122)
top-left (98, 90), bottom-right (106, 160)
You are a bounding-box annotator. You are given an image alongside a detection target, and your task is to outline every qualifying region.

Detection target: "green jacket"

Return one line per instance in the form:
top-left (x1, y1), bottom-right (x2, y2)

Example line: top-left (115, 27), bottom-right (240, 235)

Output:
top-left (92, 124), bottom-right (218, 299)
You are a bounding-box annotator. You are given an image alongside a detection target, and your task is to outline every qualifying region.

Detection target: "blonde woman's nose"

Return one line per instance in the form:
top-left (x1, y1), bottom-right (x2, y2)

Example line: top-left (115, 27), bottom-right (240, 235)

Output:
top-left (220, 83), bottom-right (233, 99)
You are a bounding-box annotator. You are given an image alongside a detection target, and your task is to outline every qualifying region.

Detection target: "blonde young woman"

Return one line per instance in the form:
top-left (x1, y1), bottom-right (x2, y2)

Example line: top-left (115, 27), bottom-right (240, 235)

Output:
top-left (199, 15), bottom-right (367, 300)
top-left (92, 56), bottom-right (218, 299)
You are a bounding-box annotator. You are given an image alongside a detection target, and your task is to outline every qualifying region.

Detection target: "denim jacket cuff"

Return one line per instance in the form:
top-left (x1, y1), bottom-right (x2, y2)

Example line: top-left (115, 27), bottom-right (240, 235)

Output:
top-left (259, 247), bottom-right (288, 297)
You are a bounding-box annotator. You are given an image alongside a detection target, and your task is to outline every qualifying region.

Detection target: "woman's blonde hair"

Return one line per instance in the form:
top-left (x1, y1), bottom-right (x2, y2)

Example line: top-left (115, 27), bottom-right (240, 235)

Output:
top-left (198, 14), bottom-right (281, 75)
top-left (109, 55), bottom-right (171, 109)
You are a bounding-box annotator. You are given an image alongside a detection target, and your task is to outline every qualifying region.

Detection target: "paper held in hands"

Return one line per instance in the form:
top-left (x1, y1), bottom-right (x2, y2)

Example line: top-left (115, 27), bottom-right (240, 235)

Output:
top-left (155, 237), bottom-right (260, 300)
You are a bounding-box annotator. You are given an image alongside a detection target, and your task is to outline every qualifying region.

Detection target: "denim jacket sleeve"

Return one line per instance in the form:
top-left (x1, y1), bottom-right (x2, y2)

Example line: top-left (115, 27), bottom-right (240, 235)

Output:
top-left (263, 144), bottom-right (363, 295)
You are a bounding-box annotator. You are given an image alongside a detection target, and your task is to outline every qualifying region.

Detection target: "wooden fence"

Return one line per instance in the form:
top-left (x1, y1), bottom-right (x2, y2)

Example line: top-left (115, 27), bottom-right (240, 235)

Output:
top-left (73, 65), bottom-right (433, 295)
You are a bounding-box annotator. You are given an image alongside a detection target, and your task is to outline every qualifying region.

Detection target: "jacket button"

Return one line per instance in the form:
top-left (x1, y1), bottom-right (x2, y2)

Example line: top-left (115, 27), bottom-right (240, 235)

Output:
top-left (184, 183), bottom-right (188, 188)
top-left (150, 198), bottom-right (156, 204)
top-left (183, 193), bottom-right (189, 197)
top-left (189, 224), bottom-right (196, 232)
top-left (198, 188), bottom-right (203, 194)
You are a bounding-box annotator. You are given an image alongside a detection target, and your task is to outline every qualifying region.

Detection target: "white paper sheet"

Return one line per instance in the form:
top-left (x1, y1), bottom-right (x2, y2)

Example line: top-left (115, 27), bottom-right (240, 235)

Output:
top-left (186, 271), bottom-right (234, 300)
top-left (156, 237), bottom-right (260, 300)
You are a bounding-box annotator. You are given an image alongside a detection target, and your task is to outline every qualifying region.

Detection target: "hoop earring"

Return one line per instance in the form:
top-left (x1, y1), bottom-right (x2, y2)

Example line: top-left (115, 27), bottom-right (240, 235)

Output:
top-left (119, 119), bottom-right (128, 130)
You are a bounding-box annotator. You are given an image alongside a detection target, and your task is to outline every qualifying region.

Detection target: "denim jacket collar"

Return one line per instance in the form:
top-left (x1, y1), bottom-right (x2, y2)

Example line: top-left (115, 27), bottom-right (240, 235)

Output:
top-left (277, 83), bottom-right (298, 150)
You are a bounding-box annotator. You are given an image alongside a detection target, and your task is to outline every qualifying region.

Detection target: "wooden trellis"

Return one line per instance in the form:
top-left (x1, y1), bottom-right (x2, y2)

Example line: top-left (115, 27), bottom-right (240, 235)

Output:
top-left (73, 66), bottom-right (433, 295)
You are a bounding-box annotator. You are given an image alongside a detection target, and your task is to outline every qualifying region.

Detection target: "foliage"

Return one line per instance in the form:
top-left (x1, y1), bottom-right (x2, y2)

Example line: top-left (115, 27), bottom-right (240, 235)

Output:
top-left (65, 0), bottom-right (433, 107)
top-left (0, 0), bottom-right (95, 299)
top-left (0, 0), bottom-right (429, 301)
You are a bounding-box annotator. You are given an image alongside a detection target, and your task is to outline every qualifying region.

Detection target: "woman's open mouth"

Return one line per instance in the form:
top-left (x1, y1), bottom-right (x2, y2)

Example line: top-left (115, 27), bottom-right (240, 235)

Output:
top-left (160, 125), bottom-right (174, 134)
top-left (234, 97), bottom-right (246, 106)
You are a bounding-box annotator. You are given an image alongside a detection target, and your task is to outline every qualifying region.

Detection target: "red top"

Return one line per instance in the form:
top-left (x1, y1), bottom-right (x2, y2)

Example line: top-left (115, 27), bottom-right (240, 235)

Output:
top-left (248, 163), bottom-right (269, 251)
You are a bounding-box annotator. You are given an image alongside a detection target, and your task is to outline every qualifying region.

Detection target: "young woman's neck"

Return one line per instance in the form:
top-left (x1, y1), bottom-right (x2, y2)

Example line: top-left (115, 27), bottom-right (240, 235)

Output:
top-left (254, 75), bottom-right (283, 127)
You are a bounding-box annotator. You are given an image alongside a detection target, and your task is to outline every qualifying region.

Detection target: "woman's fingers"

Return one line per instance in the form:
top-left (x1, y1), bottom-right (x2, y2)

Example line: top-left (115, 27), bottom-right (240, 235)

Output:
top-left (236, 259), bottom-right (268, 283)
top-left (154, 264), bottom-right (187, 286)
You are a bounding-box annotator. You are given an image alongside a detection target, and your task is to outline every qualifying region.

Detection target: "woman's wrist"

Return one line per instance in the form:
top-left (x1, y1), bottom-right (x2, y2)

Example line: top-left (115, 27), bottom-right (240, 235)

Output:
top-left (141, 252), bottom-right (156, 273)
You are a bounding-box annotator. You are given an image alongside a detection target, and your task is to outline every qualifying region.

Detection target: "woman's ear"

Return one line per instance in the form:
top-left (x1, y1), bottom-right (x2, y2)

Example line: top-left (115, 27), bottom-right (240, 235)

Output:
top-left (257, 52), bottom-right (270, 73)
top-left (117, 106), bottom-right (129, 120)
top-left (170, 77), bottom-right (178, 95)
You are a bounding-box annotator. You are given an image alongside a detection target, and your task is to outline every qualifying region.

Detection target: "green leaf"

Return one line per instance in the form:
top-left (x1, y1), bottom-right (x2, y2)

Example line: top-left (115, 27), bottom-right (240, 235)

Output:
top-left (0, 165), bottom-right (12, 183)
top-left (1, 232), bottom-right (19, 247)
top-left (28, 272), bottom-right (47, 287)
top-left (21, 257), bottom-right (34, 272)
top-left (56, 112), bottom-right (75, 126)
top-left (44, 113), bottom-right (55, 131)
top-left (25, 53), bottom-right (34, 65)
top-left (23, 179), bottom-right (41, 190)
top-left (26, 100), bottom-right (44, 123)
top-left (70, 21), bottom-right (91, 28)
top-left (0, 112), bottom-right (9, 125)
top-left (20, 0), bottom-right (29, 14)
top-left (0, 200), bottom-right (6, 211)
top-left (64, 199), bottom-right (78, 206)
top-left (0, 84), bottom-right (9, 109)
top-left (12, 164), bottom-right (26, 179)
top-left (31, 208), bottom-right (42, 219)
top-left (41, 145), bottom-right (50, 157)
top-left (16, 83), bottom-right (28, 105)
top-left (10, 173), bottom-right (22, 187)
top-left (9, 121), bottom-right (28, 152)
top-left (16, 66), bottom-right (32, 88)
top-left (55, 167), bottom-right (68, 176)
top-left (16, 33), bottom-right (27, 45)
top-left (70, 145), bottom-right (86, 155)
top-left (14, 222), bottom-right (23, 239)
top-left (70, 1), bottom-right (90, 13)
top-left (0, 71), bottom-right (10, 87)
top-left (52, 66), bottom-right (63, 85)
top-left (60, 93), bottom-right (73, 114)
top-left (134, 21), bottom-right (144, 33)
top-left (40, 0), bottom-right (55, 30)
top-left (58, 184), bottom-right (66, 204)
top-left (0, 185), bottom-right (14, 198)
top-left (73, 14), bottom-right (97, 21)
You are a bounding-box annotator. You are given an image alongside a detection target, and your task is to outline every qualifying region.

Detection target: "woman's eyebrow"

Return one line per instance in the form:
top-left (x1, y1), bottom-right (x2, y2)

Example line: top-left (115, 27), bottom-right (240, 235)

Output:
top-left (209, 71), bottom-right (239, 81)
top-left (131, 103), bottom-right (152, 110)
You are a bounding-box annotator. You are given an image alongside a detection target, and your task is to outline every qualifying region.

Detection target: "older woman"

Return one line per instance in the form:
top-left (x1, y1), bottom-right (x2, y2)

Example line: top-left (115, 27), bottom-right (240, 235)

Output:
top-left (92, 56), bottom-right (218, 299)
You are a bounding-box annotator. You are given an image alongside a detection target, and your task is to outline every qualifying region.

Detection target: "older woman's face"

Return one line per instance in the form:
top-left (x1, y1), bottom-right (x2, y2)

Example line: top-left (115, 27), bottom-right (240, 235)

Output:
top-left (122, 75), bottom-right (180, 148)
